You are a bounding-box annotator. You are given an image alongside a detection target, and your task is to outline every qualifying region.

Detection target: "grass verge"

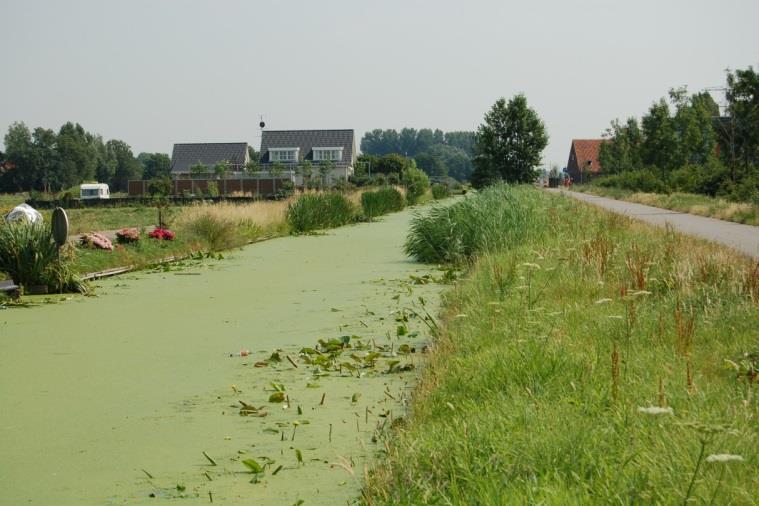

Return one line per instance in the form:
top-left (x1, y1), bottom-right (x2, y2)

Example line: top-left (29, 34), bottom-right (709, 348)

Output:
top-left (574, 185), bottom-right (759, 226)
top-left (365, 185), bottom-right (758, 504)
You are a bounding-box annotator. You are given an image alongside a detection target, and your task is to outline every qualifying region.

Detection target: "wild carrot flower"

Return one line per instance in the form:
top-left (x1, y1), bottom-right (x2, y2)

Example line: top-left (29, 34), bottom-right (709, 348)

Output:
top-left (637, 406), bottom-right (674, 416)
top-left (705, 454), bottom-right (743, 463)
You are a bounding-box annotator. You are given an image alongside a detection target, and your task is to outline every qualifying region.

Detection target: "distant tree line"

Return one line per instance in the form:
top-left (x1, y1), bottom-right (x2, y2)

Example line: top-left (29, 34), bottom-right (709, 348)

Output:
top-left (360, 128), bottom-right (475, 180)
top-left (1, 121), bottom-right (170, 194)
top-left (598, 66), bottom-right (759, 201)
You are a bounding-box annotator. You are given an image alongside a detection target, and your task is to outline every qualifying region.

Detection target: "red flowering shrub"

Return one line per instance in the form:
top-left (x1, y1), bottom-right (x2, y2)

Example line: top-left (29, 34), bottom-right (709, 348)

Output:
top-left (148, 228), bottom-right (175, 241)
top-left (115, 228), bottom-right (140, 244)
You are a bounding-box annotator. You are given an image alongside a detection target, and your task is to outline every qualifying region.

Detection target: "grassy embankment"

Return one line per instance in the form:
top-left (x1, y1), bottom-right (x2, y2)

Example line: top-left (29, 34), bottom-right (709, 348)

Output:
top-left (365, 185), bottom-right (758, 504)
top-left (573, 184), bottom-right (759, 226)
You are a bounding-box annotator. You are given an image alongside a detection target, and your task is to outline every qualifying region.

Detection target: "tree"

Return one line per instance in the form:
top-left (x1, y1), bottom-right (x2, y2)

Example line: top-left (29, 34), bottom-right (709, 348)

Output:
top-left (214, 159), bottom-right (231, 179)
top-left (471, 95), bottom-right (548, 187)
top-left (415, 128), bottom-right (434, 155)
top-left (95, 137), bottom-right (117, 185)
top-left (725, 66), bottom-right (759, 172)
top-left (138, 152), bottom-right (171, 180)
top-left (247, 145), bottom-right (260, 163)
top-left (399, 128), bottom-right (417, 156)
top-left (190, 161), bottom-right (208, 177)
top-left (108, 139), bottom-right (141, 192)
top-left (319, 160), bottom-right (333, 187)
top-left (599, 117), bottom-right (643, 174)
top-left (414, 152), bottom-right (446, 177)
top-left (426, 144), bottom-right (472, 181)
top-left (3, 122), bottom-right (36, 191)
top-left (640, 99), bottom-right (679, 171)
top-left (296, 160), bottom-right (312, 187)
top-left (56, 122), bottom-right (97, 188)
top-left (244, 158), bottom-right (260, 176)
top-left (402, 162), bottom-right (430, 204)
top-left (445, 131), bottom-right (476, 157)
top-left (270, 162), bottom-right (285, 193)
top-left (374, 153), bottom-right (409, 174)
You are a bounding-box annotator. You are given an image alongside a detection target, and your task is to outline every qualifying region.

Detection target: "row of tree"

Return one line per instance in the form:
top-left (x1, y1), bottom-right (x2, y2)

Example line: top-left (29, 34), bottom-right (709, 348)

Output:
top-left (360, 128), bottom-right (475, 157)
top-left (0, 121), bottom-right (171, 193)
top-left (360, 128), bottom-right (476, 181)
top-left (599, 66), bottom-right (759, 198)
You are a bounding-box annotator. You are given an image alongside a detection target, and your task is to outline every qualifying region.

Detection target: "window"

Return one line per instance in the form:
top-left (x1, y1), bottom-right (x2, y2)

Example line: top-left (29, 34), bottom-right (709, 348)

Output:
top-left (269, 148), bottom-right (299, 162)
top-left (313, 147), bottom-right (343, 162)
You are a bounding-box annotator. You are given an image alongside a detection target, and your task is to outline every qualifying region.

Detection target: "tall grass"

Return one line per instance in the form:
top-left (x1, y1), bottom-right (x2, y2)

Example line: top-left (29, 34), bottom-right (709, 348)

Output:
top-left (366, 188), bottom-right (759, 504)
top-left (0, 222), bottom-right (86, 292)
top-left (361, 187), bottom-right (405, 219)
top-left (404, 184), bottom-right (547, 263)
top-left (175, 200), bottom-right (290, 249)
top-left (286, 192), bottom-right (355, 233)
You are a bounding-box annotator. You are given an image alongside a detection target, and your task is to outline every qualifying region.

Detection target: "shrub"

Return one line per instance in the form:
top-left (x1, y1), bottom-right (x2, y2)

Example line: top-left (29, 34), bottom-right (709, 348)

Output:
top-left (0, 221), bottom-right (86, 292)
top-left (431, 183), bottom-right (450, 200)
top-left (287, 192), bottom-right (355, 233)
top-left (405, 184), bottom-right (546, 263)
top-left (116, 228), bottom-right (140, 244)
top-left (206, 181), bottom-right (219, 197)
top-left (595, 168), bottom-right (669, 193)
top-left (148, 177), bottom-right (173, 197)
top-left (148, 227), bottom-right (175, 241)
top-left (402, 165), bottom-right (430, 205)
top-left (361, 187), bottom-right (405, 219)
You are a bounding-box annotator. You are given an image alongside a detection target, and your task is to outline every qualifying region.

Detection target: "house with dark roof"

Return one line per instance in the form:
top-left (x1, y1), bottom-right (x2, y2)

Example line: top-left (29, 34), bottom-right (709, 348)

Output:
top-left (259, 129), bottom-right (356, 184)
top-left (170, 142), bottom-right (250, 175)
top-left (566, 139), bottom-right (606, 183)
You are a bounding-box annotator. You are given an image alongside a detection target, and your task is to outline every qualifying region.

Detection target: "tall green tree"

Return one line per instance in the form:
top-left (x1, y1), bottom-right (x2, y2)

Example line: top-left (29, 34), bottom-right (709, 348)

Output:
top-left (94, 136), bottom-right (117, 185)
top-left (725, 66), bottom-right (759, 171)
top-left (640, 99), bottom-right (679, 171)
top-left (599, 117), bottom-right (643, 173)
top-left (108, 139), bottom-right (141, 192)
top-left (414, 152), bottom-right (446, 177)
top-left (399, 127), bottom-right (417, 156)
top-left (415, 128), bottom-right (434, 155)
top-left (138, 152), bottom-right (171, 180)
top-left (471, 95), bottom-right (548, 187)
top-left (444, 131), bottom-right (476, 157)
top-left (56, 122), bottom-right (97, 188)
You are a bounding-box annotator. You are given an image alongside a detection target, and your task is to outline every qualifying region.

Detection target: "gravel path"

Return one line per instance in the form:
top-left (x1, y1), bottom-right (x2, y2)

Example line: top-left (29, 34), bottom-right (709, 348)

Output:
top-left (552, 189), bottom-right (759, 259)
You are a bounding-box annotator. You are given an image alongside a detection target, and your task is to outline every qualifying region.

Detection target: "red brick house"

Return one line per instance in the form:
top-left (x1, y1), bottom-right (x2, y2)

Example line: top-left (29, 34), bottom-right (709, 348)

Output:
top-left (566, 139), bottom-right (605, 183)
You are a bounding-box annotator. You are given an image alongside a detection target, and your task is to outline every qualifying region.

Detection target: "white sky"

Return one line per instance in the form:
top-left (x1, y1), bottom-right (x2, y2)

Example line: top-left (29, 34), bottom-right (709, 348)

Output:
top-left (1, 0), bottom-right (757, 168)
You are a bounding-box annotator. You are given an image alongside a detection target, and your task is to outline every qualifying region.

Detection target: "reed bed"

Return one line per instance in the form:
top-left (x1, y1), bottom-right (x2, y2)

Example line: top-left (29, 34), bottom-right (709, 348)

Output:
top-left (404, 184), bottom-right (547, 264)
top-left (361, 187), bottom-right (405, 219)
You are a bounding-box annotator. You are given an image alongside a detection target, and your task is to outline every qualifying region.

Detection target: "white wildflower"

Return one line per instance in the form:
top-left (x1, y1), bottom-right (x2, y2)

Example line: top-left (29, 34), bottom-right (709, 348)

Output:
top-left (705, 454), bottom-right (744, 463)
top-left (637, 406), bottom-right (674, 416)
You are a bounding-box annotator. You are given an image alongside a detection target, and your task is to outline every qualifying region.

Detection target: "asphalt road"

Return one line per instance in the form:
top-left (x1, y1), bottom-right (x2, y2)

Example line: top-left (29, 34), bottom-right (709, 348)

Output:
top-left (552, 189), bottom-right (759, 259)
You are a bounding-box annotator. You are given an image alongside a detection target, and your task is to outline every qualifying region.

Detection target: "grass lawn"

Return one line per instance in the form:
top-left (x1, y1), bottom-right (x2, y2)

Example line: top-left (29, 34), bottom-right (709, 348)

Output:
top-left (574, 185), bottom-right (759, 226)
top-left (366, 187), bottom-right (758, 504)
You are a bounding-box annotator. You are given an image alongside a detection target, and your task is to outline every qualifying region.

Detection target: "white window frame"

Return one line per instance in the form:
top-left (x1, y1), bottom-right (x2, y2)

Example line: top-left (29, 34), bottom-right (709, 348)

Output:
top-left (269, 147), bottom-right (299, 163)
top-left (313, 147), bottom-right (344, 162)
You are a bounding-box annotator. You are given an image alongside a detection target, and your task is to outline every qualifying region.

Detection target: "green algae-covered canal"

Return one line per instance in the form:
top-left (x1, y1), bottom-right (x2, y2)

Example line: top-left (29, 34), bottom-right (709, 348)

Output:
top-left (0, 207), bottom-right (444, 505)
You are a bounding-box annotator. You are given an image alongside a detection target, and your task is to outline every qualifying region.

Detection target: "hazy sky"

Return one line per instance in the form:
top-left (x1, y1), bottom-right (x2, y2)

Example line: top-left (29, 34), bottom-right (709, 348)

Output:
top-left (1, 0), bottom-right (757, 168)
